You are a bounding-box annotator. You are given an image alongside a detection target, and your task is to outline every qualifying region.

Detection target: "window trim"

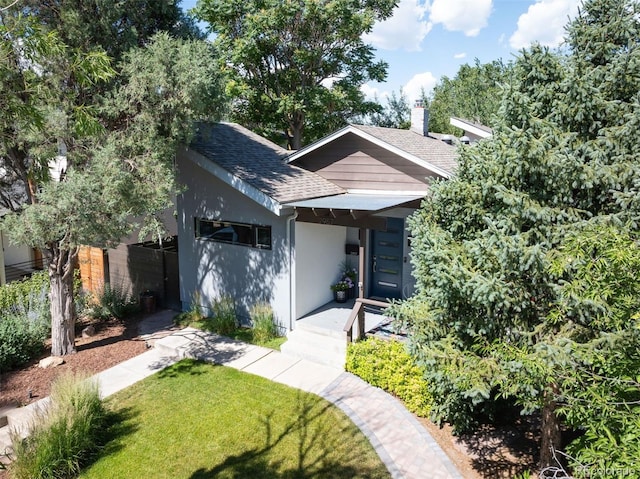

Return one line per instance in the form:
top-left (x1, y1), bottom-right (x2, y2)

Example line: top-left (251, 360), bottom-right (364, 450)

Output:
top-left (194, 218), bottom-right (272, 250)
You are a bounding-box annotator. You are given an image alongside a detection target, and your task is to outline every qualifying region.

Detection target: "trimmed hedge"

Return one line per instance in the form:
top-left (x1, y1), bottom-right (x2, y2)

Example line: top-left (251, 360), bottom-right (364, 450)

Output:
top-left (346, 337), bottom-right (432, 417)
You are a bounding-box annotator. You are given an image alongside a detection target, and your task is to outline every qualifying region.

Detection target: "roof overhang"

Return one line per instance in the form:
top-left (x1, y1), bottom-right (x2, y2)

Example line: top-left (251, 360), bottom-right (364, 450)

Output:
top-left (180, 146), bottom-right (283, 216)
top-left (449, 117), bottom-right (492, 139)
top-left (284, 193), bottom-right (422, 210)
top-left (286, 125), bottom-right (452, 179)
top-left (284, 193), bottom-right (423, 230)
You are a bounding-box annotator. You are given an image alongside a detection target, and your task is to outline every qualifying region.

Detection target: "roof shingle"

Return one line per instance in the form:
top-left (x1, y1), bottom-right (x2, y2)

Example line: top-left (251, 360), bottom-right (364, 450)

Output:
top-left (350, 124), bottom-right (458, 175)
top-left (189, 123), bottom-right (345, 204)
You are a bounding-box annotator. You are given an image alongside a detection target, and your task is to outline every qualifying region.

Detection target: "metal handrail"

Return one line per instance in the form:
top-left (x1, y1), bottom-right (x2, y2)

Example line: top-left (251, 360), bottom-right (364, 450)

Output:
top-left (344, 300), bottom-right (362, 343)
top-left (343, 297), bottom-right (390, 343)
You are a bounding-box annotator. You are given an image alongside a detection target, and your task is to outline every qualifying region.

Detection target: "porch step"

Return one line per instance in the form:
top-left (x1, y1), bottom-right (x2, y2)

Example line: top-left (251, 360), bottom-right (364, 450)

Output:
top-left (280, 327), bottom-right (347, 370)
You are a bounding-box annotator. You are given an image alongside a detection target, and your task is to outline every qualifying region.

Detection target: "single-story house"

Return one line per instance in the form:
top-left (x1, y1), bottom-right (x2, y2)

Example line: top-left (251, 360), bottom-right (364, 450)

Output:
top-left (176, 106), bottom-right (458, 347)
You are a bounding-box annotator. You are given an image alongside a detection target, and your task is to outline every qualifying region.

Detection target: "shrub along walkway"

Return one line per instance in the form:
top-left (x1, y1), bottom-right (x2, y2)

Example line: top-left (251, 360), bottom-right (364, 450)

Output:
top-left (4, 311), bottom-right (462, 479)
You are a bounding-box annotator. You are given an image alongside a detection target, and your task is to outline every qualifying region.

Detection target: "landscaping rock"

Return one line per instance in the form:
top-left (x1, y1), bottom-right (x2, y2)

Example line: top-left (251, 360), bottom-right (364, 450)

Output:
top-left (39, 356), bottom-right (65, 369)
top-left (82, 325), bottom-right (97, 338)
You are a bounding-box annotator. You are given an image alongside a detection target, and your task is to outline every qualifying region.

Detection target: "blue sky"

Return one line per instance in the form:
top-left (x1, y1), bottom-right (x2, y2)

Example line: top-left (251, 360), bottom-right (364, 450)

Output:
top-left (182, 0), bottom-right (580, 103)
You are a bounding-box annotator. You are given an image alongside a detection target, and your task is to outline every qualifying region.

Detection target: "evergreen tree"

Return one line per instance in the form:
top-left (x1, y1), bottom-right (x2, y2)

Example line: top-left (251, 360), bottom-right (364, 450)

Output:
top-left (0, 9), bottom-right (223, 356)
top-left (393, 0), bottom-right (640, 472)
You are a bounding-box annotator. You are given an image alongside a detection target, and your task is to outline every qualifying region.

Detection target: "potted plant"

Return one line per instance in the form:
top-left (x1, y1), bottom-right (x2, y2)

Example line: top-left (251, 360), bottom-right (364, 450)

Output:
top-left (342, 264), bottom-right (357, 298)
top-left (330, 278), bottom-right (353, 303)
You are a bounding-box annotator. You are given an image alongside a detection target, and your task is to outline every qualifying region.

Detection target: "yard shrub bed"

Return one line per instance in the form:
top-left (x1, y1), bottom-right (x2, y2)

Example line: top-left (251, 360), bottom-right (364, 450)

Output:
top-left (346, 337), bottom-right (432, 417)
top-left (0, 271), bottom-right (49, 314)
top-left (0, 272), bottom-right (50, 372)
top-left (9, 373), bottom-right (108, 479)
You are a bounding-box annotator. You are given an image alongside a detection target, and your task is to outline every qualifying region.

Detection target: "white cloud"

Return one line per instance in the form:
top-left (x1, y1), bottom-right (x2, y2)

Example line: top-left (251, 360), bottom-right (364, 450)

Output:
top-left (429, 0), bottom-right (492, 37)
top-left (364, 0), bottom-right (431, 51)
top-left (454, 52), bottom-right (467, 59)
top-left (361, 83), bottom-right (390, 102)
top-left (509, 0), bottom-right (580, 49)
top-left (403, 71), bottom-right (437, 105)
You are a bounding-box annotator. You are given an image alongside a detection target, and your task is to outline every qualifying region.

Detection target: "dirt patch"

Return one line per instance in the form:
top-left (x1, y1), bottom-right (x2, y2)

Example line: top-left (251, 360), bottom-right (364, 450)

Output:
top-left (0, 317), bottom-right (147, 408)
top-left (420, 417), bottom-right (538, 478)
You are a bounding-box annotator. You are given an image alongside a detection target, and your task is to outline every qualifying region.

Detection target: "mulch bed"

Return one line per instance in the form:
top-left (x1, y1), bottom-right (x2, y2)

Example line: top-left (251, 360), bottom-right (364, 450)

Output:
top-left (0, 317), bottom-right (147, 408)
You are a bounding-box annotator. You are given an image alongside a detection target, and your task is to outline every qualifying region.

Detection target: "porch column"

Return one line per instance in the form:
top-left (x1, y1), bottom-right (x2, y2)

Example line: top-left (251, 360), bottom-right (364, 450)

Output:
top-left (358, 228), bottom-right (366, 299)
top-left (357, 228), bottom-right (366, 339)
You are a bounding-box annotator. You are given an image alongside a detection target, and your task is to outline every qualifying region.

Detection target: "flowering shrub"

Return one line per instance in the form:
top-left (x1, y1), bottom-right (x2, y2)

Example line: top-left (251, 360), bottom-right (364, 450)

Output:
top-left (330, 277), bottom-right (353, 292)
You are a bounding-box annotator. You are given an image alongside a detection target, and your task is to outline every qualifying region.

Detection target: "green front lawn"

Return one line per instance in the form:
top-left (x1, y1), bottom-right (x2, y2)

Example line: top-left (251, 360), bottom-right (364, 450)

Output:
top-left (80, 360), bottom-right (390, 479)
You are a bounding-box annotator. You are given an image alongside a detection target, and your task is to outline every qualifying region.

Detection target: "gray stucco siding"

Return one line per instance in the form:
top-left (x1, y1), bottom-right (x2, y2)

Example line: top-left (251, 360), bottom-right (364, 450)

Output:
top-left (177, 153), bottom-right (292, 330)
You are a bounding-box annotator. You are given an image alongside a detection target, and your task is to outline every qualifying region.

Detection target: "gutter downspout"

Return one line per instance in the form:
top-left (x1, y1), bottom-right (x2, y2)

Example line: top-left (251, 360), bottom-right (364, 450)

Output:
top-left (286, 209), bottom-right (298, 331)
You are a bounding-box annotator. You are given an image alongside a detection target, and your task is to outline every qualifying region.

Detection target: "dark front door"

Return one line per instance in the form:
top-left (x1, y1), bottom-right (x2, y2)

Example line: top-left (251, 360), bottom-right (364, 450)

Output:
top-left (370, 217), bottom-right (404, 300)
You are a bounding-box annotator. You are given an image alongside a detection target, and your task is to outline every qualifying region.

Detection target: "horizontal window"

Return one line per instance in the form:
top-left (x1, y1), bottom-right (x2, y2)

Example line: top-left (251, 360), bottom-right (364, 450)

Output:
top-left (195, 218), bottom-right (272, 250)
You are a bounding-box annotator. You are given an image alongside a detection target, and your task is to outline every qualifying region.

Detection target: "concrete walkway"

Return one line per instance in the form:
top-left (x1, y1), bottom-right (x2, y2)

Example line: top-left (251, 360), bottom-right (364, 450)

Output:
top-left (4, 310), bottom-right (463, 479)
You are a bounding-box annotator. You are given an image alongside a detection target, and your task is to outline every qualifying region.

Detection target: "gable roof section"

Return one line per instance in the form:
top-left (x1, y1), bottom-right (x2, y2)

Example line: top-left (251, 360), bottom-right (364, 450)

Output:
top-left (286, 124), bottom-right (458, 178)
top-left (449, 117), bottom-right (493, 139)
top-left (187, 123), bottom-right (345, 207)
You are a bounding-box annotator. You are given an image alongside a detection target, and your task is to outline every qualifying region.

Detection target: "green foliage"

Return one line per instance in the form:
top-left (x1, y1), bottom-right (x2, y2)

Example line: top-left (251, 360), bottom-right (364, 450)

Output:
top-left (346, 338), bottom-right (432, 417)
top-left (174, 291), bottom-right (206, 326)
top-left (0, 314), bottom-right (48, 372)
top-left (395, 0), bottom-right (640, 470)
top-left (0, 271), bottom-right (49, 314)
top-left (195, 0), bottom-right (395, 147)
top-left (250, 302), bottom-right (279, 344)
top-left (86, 283), bottom-right (139, 321)
top-left (0, 272), bottom-right (51, 371)
top-left (208, 295), bottom-right (237, 336)
top-left (16, 0), bottom-right (203, 66)
top-left (0, 9), bottom-right (224, 356)
top-left (9, 373), bottom-right (108, 479)
top-left (427, 58), bottom-right (511, 134)
top-left (365, 89), bottom-right (411, 129)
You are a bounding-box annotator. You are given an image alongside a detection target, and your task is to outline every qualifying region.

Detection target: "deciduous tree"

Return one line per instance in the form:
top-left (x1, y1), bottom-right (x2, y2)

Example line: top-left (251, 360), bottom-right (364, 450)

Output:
top-left (427, 59), bottom-right (511, 134)
top-left (194, 0), bottom-right (395, 148)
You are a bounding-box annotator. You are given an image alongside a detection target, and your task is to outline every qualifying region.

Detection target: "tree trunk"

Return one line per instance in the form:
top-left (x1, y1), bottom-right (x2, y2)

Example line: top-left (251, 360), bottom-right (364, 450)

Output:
top-left (48, 246), bottom-right (78, 356)
top-left (288, 111), bottom-right (305, 150)
top-left (539, 387), bottom-right (562, 471)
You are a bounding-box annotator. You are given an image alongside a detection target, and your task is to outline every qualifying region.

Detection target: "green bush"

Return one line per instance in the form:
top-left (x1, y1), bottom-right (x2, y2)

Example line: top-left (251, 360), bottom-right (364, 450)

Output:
top-left (250, 302), bottom-right (278, 344)
top-left (346, 337), bottom-right (432, 417)
top-left (0, 272), bottom-right (51, 372)
top-left (87, 283), bottom-right (139, 320)
top-left (0, 271), bottom-right (49, 314)
top-left (208, 295), bottom-right (237, 335)
top-left (9, 372), bottom-right (108, 479)
top-left (0, 314), bottom-right (48, 372)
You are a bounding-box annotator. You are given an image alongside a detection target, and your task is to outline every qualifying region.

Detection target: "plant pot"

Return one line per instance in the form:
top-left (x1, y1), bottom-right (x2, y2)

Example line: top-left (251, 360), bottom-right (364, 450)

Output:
top-left (139, 291), bottom-right (156, 314)
top-left (335, 290), bottom-right (347, 303)
top-left (347, 286), bottom-right (356, 299)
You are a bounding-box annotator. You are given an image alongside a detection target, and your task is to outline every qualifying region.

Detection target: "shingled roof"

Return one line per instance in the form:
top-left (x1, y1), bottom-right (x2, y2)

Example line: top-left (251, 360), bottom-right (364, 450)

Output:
top-left (189, 123), bottom-right (345, 204)
top-left (350, 124), bottom-right (458, 175)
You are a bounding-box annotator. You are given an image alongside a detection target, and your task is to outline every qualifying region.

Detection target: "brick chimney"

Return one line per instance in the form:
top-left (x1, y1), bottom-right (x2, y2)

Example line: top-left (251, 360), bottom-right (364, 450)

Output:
top-left (410, 100), bottom-right (429, 136)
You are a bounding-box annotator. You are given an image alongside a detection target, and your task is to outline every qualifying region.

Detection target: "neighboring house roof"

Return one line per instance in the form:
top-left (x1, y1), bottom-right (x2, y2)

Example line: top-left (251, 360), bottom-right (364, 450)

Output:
top-left (286, 124), bottom-right (458, 178)
top-left (449, 117), bottom-right (493, 139)
top-left (188, 123), bottom-right (345, 205)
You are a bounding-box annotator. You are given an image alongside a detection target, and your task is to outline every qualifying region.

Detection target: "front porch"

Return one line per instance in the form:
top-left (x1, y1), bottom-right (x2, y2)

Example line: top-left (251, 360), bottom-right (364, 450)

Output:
top-left (280, 298), bottom-right (405, 369)
top-left (296, 298), bottom-right (389, 334)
